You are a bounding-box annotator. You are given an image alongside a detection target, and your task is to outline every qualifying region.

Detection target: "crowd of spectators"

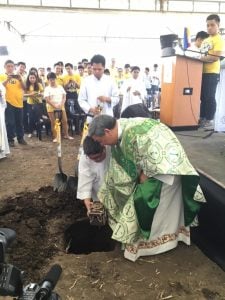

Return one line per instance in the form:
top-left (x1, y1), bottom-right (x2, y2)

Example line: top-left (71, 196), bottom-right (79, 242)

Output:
top-left (0, 55), bottom-right (160, 159)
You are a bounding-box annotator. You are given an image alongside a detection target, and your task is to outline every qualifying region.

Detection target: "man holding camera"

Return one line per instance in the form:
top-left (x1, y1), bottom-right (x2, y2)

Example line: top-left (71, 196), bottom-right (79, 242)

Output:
top-left (0, 60), bottom-right (27, 147)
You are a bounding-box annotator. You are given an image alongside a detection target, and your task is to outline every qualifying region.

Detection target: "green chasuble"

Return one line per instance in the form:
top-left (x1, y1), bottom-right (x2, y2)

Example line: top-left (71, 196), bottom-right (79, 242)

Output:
top-left (98, 118), bottom-right (205, 243)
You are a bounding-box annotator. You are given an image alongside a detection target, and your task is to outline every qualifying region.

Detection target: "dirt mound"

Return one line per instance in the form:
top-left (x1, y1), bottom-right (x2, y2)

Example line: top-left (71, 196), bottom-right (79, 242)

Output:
top-left (0, 186), bottom-right (85, 283)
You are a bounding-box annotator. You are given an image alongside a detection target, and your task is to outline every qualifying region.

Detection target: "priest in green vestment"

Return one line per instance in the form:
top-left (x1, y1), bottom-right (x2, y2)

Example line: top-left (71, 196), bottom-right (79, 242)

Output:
top-left (88, 115), bottom-right (205, 261)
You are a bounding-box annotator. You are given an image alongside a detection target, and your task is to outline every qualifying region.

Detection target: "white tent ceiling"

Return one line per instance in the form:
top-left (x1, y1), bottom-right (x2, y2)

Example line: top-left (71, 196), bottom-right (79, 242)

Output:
top-left (1, 8), bottom-right (216, 40)
top-left (0, 6), bottom-right (225, 68)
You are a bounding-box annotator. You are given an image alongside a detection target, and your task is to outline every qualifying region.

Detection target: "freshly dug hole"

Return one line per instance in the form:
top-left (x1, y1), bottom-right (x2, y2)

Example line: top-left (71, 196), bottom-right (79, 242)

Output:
top-left (64, 218), bottom-right (116, 254)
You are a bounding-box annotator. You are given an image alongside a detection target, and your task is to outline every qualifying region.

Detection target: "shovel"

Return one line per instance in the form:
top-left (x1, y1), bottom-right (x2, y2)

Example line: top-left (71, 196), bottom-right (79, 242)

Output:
top-left (53, 110), bottom-right (68, 192)
top-left (53, 110), bottom-right (78, 193)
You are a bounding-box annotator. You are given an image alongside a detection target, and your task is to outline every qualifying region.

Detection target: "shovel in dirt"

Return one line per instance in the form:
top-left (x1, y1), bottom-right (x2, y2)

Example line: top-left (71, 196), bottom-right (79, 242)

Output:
top-left (53, 110), bottom-right (68, 192)
top-left (53, 110), bottom-right (78, 193)
top-left (66, 173), bottom-right (78, 193)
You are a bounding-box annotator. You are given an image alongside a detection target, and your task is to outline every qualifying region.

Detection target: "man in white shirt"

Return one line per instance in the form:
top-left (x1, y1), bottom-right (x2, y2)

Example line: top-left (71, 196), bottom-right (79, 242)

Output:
top-left (78, 54), bottom-right (119, 123)
top-left (77, 136), bottom-right (110, 213)
top-left (121, 66), bottom-right (147, 114)
top-left (150, 64), bottom-right (160, 96)
top-left (142, 67), bottom-right (152, 108)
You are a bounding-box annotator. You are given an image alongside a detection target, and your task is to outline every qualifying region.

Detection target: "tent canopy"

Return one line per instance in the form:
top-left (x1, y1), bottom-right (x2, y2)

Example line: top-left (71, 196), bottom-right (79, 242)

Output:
top-left (0, 6), bottom-right (224, 68)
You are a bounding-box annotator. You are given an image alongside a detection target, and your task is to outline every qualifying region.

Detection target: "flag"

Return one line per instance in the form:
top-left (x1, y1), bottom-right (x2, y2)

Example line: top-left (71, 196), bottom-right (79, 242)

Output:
top-left (183, 27), bottom-right (191, 50)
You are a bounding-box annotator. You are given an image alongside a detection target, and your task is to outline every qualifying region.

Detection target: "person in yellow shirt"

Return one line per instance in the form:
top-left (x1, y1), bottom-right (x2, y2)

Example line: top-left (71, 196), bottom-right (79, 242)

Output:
top-left (108, 57), bottom-right (118, 79)
top-left (81, 58), bottom-right (89, 77)
top-left (63, 63), bottom-right (83, 135)
top-left (54, 63), bottom-right (64, 86)
top-left (123, 63), bottom-right (132, 80)
top-left (24, 71), bottom-right (44, 138)
top-left (63, 63), bottom-right (81, 97)
top-left (199, 14), bottom-right (225, 128)
top-left (16, 61), bottom-right (27, 83)
top-left (38, 67), bottom-right (48, 88)
top-left (77, 65), bottom-right (85, 79)
top-left (86, 62), bottom-right (93, 76)
top-left (0, 59), bottom-right (26, 147)
top-left (115, 67), bottom-right (125, 93)
top-left (62, 63), bottom-right (81, 111)
top-left (16, 61), bottom-right (29, 133)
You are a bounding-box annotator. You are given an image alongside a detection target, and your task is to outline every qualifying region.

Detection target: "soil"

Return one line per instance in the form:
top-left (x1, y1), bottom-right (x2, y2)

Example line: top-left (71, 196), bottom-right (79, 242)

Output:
top-left (1, 134), bottom-right (225, 300)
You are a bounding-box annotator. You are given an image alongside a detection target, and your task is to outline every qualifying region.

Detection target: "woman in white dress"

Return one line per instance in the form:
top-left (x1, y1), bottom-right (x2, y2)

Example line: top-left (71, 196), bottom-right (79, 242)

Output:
top-left (0, 83), bottom-right (10, 159)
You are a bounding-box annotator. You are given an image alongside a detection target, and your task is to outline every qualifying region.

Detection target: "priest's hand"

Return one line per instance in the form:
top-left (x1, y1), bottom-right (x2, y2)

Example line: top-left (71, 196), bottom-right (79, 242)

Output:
top-left (84, 198), bottom-right (93, 215)
top-left (89, 107), bottom-right (101, 115)
top-left (139, 171), bottom-right (148, 183)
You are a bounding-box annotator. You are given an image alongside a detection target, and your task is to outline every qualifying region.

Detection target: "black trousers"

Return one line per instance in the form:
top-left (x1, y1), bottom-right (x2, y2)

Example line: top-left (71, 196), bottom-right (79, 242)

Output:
top-left (200, 73), bottom-right (220, 121)
top-left (23, 100), bottom-right (29, 133)
top-left (66, 91), bottom-right (85, 134)
top-left (27, 103), bottom-right (43, 134)
top-left (5, 102), bottom-right (24, 142)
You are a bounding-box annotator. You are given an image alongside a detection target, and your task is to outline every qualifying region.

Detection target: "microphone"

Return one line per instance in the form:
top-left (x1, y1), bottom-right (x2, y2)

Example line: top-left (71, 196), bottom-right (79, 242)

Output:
top-left (37, 264), bottom-right (62, 300)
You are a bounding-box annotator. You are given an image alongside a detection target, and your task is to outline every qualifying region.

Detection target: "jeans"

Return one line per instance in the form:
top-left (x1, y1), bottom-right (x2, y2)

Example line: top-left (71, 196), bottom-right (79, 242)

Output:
top-left (27, 103), bottom-right (43, 134)
top-left (200, 73), bottom-right (220, 121)
top-left (23, 100), bottom-right (29, 133)
top-left (5, 102), bottom-right (24, 142)
top-left (151, 85), bottom-right (159, 95)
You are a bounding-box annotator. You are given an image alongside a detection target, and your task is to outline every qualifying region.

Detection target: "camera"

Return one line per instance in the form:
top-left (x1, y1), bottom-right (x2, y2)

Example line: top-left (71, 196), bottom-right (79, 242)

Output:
top-left (0, 228), bottom-right (62, 299)
top-left (10, 74), bottom-right (19, 79)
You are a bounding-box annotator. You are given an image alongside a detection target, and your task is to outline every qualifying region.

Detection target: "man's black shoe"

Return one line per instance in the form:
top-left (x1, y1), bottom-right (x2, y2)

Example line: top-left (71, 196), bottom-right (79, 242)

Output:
top-left (9, 140), bottom-right (15, 147)
top-left (18, 139), bottom-right (27, 145)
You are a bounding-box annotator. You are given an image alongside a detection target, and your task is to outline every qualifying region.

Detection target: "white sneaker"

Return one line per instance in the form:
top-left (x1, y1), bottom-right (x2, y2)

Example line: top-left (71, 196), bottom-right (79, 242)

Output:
top-left (198, 118), bottom-right (206, 127)
top-left (203, 120), bottom-right (214, 129)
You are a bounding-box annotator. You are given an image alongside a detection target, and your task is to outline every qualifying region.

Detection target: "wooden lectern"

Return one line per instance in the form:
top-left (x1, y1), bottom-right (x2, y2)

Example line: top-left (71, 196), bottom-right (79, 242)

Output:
top-left (160, 55), bottom-right (203, 130)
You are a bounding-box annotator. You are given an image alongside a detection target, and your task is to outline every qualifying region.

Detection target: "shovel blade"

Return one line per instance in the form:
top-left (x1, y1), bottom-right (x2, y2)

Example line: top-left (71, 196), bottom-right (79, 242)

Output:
top-left (53, 173), bottom-right (68, 192)
top-left (66, 176), bottom-right (78, 193)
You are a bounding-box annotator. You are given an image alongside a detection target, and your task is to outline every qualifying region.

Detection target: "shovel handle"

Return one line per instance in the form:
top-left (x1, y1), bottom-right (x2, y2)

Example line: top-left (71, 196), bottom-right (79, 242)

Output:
top-left (55, 117), bottom-right (63, 174)
top-left (54, 109), bottom-right (63, 120)
top-left (57, 143), bottom-right (64, 174)
top-left (57, 143), bottom-right (62, 158)
top-left (58, 156), bottom-right (64, 174)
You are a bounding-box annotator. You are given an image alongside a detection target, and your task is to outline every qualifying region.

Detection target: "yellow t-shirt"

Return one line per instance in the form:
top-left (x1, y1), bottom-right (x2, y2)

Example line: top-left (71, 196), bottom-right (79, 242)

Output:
top-left (27, 83), bottom-right (44, 105)
top-left (0, 74), bottom-right (24, 108)
top-left (62, 74), bottom-right (81, 92)
top-left (124, 72), bottom-right (132, 79)
top-left (201, 34), bottom-right (224, 74)
top-left (115, 75), bottom-right (125, 91)
top-left (109, 67), bottom-right (118, 79)
top-left (56, 75), bottom-right (64, 86)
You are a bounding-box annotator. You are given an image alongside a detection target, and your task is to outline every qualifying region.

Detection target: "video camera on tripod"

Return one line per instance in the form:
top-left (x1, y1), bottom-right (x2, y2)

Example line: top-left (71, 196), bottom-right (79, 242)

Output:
top-left (0, 228), bottom-right (62, 299)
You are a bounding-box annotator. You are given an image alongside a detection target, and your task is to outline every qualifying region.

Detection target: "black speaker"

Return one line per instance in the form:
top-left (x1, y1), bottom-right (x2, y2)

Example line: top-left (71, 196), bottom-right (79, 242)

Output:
top-left (160, 34), bottom-right (178, 57)
top-left (0, 46), bottom-right (9, 56)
